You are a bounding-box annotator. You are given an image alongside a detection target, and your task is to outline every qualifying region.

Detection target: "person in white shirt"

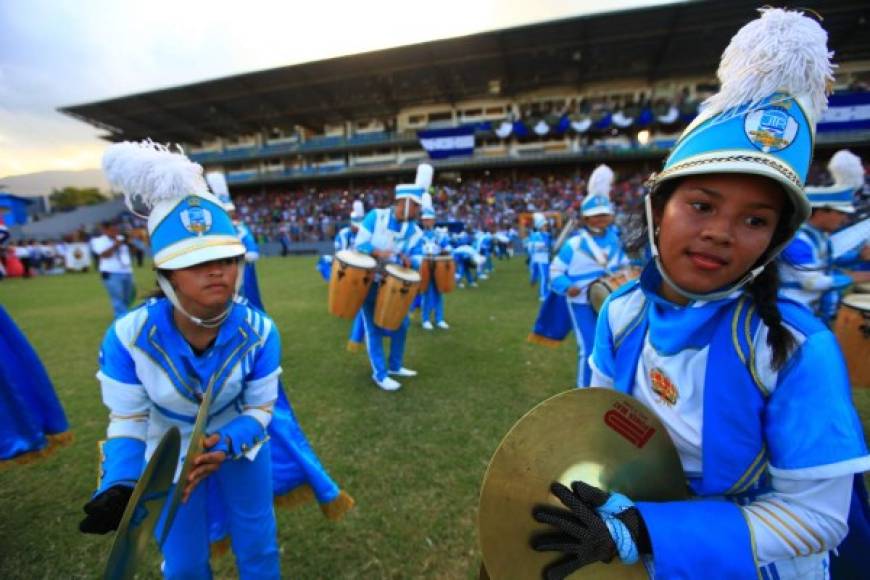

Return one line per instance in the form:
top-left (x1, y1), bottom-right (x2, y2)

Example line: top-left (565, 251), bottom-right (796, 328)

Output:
top-left (90, 221), bottom-right (135, 317)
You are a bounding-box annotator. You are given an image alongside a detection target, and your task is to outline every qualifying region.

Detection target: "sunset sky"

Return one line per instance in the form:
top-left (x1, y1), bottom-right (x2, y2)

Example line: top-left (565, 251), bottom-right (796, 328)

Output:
top-left (0, 0), bottom-right (677, 178)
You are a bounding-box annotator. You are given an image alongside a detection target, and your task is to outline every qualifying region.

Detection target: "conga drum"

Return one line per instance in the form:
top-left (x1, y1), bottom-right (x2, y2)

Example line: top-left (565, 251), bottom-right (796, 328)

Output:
top-left (374, 264), bottom-right (421, 330)
top-left (419, 258), bottom-right (433, 293)
top-left (834, 294), bottom-right (870, 389)
top-left (433, 256), bottom-right (456, 294)
top-left (587, 267), bottom-right (641, 313)
top-left (328, 250), bottom-right (376, 319)
top-left (855, 283), bottom-right (870, 294)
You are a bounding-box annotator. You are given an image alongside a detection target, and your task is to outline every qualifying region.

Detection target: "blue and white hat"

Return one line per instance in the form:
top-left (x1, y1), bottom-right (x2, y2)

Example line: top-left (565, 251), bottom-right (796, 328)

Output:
top-left (351, 199), bottom-right (365, 224)
top-left (650, 8), bottom-right (834, 238)
top-left (103, 141), bottom-right (245, 271)
top-left (581, 164), bottom-right (615, 217)
top-left (533, 212), bottom-right (547, 229)
top-left (205, 171), bottom-right (234, 211)
top-left (805, 149), bottom-right (863, 214)
top-left (395, 163), bottom-right (433, 204)
top-left (645, 8), bottom-right (834, 301)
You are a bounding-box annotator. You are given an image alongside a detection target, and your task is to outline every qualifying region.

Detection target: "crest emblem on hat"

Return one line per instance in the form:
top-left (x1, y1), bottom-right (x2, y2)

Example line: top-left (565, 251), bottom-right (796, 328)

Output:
top-left (180, 197), bottom-right (212, 236)
top-left (650, 367), bottom-right (678, 406)
top-left (744, 106), bottom-right (798, 153)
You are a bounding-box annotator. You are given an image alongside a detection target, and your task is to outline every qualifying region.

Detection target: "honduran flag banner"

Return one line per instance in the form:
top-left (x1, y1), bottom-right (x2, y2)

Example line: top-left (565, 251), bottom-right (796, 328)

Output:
top-left (417, 126), bottom-right (475, 159)
top-left (817, 92), bottom-right (870, 133)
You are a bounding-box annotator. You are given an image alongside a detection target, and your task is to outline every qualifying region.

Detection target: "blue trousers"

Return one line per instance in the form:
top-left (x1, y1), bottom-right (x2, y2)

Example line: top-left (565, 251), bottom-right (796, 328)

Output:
top-left (360, 284), bottom-right (409, 381)
top-left (157, 443), bottom-right (279, 579)
top-left (348, 311), bottom-right (365, 343)
top-left (457, 258), bottom-right (476, 285)
top-left (532, 263), bottom-right (550, 300)
top-left (102, 272), bottom-right (135, 318)
top-left (567, 302), bottom-right (597, 388)
top-left (421, 285), bottom-right (444, 324)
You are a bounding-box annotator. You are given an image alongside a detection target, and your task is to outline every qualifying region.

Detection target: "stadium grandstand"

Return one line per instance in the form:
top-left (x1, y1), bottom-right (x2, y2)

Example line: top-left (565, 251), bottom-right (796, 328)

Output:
top-left (59, 0), bottom-right (870, 244)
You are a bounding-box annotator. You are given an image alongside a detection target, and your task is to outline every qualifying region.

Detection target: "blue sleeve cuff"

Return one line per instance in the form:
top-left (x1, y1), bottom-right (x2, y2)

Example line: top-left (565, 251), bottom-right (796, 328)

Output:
top-left (635, 500), bottom-right (757, 578)
top-left (98, 437), bottom-right (146, 494)
top-left (212, 415), bottom-right (268, 459)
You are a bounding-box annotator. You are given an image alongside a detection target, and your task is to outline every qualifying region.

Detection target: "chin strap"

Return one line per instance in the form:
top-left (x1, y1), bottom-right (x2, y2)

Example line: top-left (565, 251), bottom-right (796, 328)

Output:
top-left (643, 194), bottom-right (768, 303)
top-left (156, 262), bottom-right (245, 328)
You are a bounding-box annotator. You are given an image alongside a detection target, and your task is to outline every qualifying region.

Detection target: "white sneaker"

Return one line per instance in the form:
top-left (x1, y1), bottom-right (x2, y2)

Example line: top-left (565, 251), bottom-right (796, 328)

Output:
top-left (389, 367), bottom-right (418, 377)
top-left (479, 274), bottom-right (489, 280)
top-left (375, 376), bottom-right (401, 391)
top-left (437, 321), bottom-right (449, 330)
top-left (471, 282), bottom-right (478, 288)
top-left (422, 321), bottom-right (434, 330)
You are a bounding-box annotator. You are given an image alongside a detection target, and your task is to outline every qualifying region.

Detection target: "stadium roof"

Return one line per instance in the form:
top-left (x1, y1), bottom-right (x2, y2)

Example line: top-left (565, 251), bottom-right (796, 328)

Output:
top-left (60, 0), bottom-right (870, 144)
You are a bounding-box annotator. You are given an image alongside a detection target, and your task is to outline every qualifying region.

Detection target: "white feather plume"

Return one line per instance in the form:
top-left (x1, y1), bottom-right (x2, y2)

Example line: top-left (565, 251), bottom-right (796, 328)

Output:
top-left (415, 163), bottom-right (434, 190)
top-left (587, 164), bottom-right (614, 198)
top-left (352, 199), bottom-right (365, 218)
top-left (102, 141), bottom-right (208, 213)
top-left (703, 8), bottom-right (834, 120)
top-left (205, 172), bottom-right (229, 197)
top-left (828, 150), bottom-right (865, 188)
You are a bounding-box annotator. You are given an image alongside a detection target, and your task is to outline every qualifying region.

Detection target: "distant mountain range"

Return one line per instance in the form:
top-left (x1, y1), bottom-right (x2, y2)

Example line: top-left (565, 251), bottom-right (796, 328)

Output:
top-left (0, 169), bottom-right (110, 198)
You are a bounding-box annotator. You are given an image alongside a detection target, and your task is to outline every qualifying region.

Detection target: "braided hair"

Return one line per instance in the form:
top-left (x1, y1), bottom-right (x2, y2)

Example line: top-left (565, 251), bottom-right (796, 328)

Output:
top-left (631, 176), bottom-right (797, 369)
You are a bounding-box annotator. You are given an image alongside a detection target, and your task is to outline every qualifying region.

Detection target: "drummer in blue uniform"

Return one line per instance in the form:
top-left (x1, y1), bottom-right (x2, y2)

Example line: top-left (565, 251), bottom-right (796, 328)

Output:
top-left (353, 166), bottom-right (426, 391)
top-left (419, 193), bottom-right (450, 330)
top-left (779, 149), bottom-right (870, 321)
top-left (550, 164), bottom-right (629, 388)
top-left (531, 10), bottom-right (870, 579)
top-left (82, 141), bottom-right (281, 578)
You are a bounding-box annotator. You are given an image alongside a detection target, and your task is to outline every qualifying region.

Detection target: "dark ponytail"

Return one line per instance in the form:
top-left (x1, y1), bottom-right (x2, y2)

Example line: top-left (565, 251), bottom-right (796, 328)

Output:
top-left (746, 263), bottom-right (796, 370)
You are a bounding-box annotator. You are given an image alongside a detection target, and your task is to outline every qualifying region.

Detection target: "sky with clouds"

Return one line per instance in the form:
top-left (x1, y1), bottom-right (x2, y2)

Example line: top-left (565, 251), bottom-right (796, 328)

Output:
top-left (0, 0), bottom-right (674, 178)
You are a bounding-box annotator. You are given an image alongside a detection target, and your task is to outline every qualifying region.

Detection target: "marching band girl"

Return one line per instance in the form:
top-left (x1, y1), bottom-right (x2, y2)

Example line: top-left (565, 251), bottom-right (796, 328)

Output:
top-left (80, 142), bottom-right (281, 578)
top-left (531, 10), bottom-right (870, 579)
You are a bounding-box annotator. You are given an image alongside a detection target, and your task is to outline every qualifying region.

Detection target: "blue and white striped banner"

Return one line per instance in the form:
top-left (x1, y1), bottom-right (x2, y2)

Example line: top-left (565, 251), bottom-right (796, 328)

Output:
top-left (417, 126), bottom-right (475, 159)
top-left (818, 92), bottom-right (870, 133)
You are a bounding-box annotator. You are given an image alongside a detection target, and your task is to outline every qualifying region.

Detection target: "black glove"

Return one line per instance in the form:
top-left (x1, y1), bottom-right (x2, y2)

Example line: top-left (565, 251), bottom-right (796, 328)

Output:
top-left (530, 481), bottom-right (650, 580)
top-left (79, 485), bottom-right (134, 534)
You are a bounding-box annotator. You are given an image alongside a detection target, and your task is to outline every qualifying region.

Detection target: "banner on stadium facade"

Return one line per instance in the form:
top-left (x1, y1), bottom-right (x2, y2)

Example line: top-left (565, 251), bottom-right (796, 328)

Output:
top-left (417, 126), bottom-right (475, 159)
top-left (818, 92), bottom-right (870, 133)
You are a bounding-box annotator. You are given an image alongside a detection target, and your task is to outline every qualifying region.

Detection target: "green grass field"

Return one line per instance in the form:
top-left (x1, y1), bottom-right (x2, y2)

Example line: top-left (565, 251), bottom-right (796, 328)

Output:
top-left (0, 257), bottom-right (867, 579)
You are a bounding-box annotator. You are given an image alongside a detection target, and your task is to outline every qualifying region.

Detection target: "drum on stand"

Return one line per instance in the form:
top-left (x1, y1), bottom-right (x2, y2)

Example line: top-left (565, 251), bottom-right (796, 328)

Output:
top-left (328, 250), bottom-right (377, 319)
top-left (374, 264), bottom-right (421, 331)
top-left (834, 294), bottom-right (870, 389)
top-left (433, 256), bottom-right (456, 294)
top-left (588, 268), bottom-right (641, 314)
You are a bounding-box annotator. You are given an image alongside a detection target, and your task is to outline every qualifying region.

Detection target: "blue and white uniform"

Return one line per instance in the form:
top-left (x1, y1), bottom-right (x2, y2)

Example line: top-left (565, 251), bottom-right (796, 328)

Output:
top-left (98, 297), bottom-right (281, 577)
top-left (353, 208), bottom-right (423, 383)
top-left (452, 232), bottom-right (478, 287)
top-left (334, 226), bottom-right (356, 252)
top-left (590, 266), bottom-right (869, 579)
top-left (527, 230), bottom-right (552, 300)
top-left (421, 227), bottom-right (450, 326)
top-left (779, 224), bottom-right (850, 320)
top-left (551, 226), bottom-right (628, 387)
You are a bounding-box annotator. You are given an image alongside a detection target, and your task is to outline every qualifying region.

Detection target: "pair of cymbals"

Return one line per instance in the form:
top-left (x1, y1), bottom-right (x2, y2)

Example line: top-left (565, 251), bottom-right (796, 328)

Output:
top-left (478, 389), bottom-right (687, 579)
top-left (103, 382), bottom-right (215, 579)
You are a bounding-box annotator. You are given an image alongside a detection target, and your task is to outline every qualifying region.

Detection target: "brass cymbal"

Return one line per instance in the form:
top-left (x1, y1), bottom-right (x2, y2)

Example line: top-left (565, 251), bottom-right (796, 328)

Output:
top-left (478, 389), bottom-right (687, 579)
top-left (104, 427), bottom-right (181, 580)
top-left (158, 381), bottom-right (216, 547)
